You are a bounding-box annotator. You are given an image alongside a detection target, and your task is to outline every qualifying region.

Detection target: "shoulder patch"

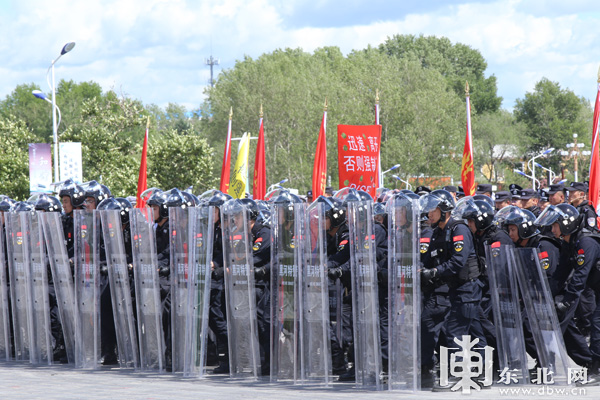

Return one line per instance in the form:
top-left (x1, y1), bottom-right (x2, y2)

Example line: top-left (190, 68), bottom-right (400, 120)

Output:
top-left (538, 251), bottom-right (550, 269)
top-left (338, 239), bottom-right (348, 252)
top-left (420, 237), bottom-right (431, 243)
top-left (453, 235), bottom-right (464, 242)
top-left (491, 241), bottom-right (501, 248)
top-left (576, 249), bottom-right (585, 266)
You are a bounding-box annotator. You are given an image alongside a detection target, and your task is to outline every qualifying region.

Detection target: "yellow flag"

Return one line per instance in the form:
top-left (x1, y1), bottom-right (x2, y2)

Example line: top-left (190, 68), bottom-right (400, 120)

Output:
top-left (230, 132), bottom-right (250, 199)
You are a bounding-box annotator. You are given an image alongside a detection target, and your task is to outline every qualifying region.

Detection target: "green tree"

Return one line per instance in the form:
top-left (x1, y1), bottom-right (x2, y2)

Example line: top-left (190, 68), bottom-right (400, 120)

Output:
top-left (379, 34), bottom-right (502, 114)
top-left (514, 78), bottom-right (592, 176)
top-left (472, 110), bottom-right (527, 184)
top-left (0, 117), bottom-right (40, 199)
top-left (202, 46), bottom-right (465, 192)
top-left (0, 83), bottom-right (51, 140)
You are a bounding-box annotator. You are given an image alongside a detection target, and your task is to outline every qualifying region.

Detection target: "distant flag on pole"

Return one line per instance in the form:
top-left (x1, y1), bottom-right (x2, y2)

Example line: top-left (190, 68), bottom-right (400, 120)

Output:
top-left (135, 117), bottom-right (150, 208)
top-left (312, 99), bottom-right (328, 198)
top-left (375, 89), bottom-right (383, 188)
top-left (219, 107), bottom-right (233, 194)
top-left (588, 67), bottom-right (600, 215)
top-left (461, 81), bottom-right (476, 196)
top-left (230, 132), bottom-right (250, 199)
top-left (253, 104), bottom-right (266, 200)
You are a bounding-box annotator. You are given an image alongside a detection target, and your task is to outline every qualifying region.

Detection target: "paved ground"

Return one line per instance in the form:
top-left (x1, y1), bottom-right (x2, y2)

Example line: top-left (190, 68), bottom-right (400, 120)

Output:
top-left (1, 362), bottom-right (600, 400)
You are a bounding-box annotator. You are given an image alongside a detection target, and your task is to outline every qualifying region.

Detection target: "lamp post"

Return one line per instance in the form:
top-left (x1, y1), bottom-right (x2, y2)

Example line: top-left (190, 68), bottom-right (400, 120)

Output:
top-left (527, 148), bottom-right (554, 190)
top-left (534, 162), bottom-right (556, 185)
top-left (267, 178), bottom-right (289, 193)
top-left (392, 174), bottom-right (412, 190)
top-left (514, 169), bottom-right (540, 189)
top-left (45, 42), bottom-right (76, 183)
top-left (32, 90), bottom-right (62, 130)
top-left (561, 134), bottom-right (591, 182)
top-left (382, 164), bottom-right (400, 175)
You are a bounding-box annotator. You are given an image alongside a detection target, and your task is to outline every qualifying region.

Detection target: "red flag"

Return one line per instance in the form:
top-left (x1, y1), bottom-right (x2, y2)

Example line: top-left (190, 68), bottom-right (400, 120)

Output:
top-left (588, 78), bottom-right (600, 213)
top-left (135, 118), bottom-right (149, 208)
top-left (375, 90), bottom-right (382, 188)
top-left (461, 82), bottom-right (476, 196)
top-left (253, 111), bottom-right (266, 200)
top-left (219, 108), bottom-right (233, 193)
top-left (312, 105), bottom-right (328, 198)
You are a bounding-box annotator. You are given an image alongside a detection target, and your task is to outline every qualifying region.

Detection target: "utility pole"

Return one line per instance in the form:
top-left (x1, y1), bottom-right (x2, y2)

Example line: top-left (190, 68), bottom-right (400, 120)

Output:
top-left (205, 55), bottom-right (219, 87)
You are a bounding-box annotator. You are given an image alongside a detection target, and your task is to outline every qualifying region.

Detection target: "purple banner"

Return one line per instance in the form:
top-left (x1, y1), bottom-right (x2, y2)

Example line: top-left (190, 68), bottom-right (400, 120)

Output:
top-left (29, 143), bottom-right (52, 193)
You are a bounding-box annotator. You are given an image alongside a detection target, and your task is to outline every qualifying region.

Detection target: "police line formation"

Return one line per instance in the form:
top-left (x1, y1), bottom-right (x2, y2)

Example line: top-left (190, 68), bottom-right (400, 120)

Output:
top-left (1, 179), bottom-right (600, 392)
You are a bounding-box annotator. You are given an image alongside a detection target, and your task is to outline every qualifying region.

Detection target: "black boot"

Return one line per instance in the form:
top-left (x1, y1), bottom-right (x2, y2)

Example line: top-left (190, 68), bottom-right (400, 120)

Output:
top-left (337, 366), bottom-right (355, 382)
top-left (212, 362), bottom-right (230, 374)
top-left (579, 360), bottom-right (600, 386)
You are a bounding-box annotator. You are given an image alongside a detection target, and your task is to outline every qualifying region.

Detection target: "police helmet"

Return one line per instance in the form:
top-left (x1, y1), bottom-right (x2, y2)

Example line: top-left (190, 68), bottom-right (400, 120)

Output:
top-left (535, 204), bottom-right (582, 236)
top-left (58, 179), bottom-right (86, 208)
top-left (34, 194), bottom-right (62, 213)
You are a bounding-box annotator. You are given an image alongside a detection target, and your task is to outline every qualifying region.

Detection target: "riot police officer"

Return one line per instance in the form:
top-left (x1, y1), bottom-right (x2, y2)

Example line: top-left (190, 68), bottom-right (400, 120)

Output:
top-left (58, 179), bottom-right (86, 262)
top-left (535, 204), bottom-right (600, 384)
top-left (420, 190), bottom-right (486, 390)
top-left (206, 191), bottom-right (232, 374)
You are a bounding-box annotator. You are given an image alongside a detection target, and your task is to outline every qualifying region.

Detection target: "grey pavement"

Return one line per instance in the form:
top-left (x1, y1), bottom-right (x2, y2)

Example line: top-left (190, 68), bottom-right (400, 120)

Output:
top-left (2, 362), bottom-right (600, 400)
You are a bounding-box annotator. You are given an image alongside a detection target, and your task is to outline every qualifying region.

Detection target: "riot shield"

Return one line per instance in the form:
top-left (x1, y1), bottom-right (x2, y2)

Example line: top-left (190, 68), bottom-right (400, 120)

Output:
top-left (169, 207), bottom-right (190, 373)
top-left (183, 206), bottom-right (213, 378)
top-left (41, 212), bottom-right (78, 364)
top-left (73, 209), bottom-right (100, 369)
top-left (0, 219), bottom-right (12, 361)
top-left (347, 201), bottom-right (382, 389)
top-left (222, 201), bottom-right (260, 379)
top-left (100, 209), bottom-right (138, 369)
top-left (130, 208), bottom-right (165, 372)
top-left (28, 212), bottom-right (53, 365)
top-left (269, 202), bottom-right (304, 383)
top-left (512, 247), bottom-right (570, 384)
top-left (6, 212), bottom-right (35, 361)
top-left (485, 244), bottom-right (529, 384)
top-left (387, 196), bottom-right (421, 391)
top-left (301, 203), bottom-right (331, 384)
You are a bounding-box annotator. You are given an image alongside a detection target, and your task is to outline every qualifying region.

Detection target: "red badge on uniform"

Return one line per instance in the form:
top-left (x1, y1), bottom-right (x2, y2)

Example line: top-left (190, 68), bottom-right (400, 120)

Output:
top-left (453, 235), bottom-right (464, 252)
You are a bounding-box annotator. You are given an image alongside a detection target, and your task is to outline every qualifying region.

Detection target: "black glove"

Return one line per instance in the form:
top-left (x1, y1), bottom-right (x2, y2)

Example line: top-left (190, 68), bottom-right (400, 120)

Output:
top-left (212, 266), bottom-right (224, 280)
top-left (254, 267), bottom-right (267, 281)
top-left (100, 265), bottom-right (109, 277)
top-left (421, 268), bottom-right (437, 282)
top-left (328, 267), bottom-right (342, 280)
top-left (158, 266), bottom-right (170, 277)
top-left (555, 301), bottom-right (570, 319)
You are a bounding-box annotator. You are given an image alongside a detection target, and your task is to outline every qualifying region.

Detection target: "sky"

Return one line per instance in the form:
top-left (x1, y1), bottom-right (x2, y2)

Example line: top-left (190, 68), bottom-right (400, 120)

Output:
top-left (1, 0), bottom-right (599, 112)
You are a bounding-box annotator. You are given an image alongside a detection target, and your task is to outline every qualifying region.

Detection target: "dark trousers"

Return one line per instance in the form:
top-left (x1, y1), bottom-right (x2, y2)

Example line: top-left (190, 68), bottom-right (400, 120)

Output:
top-left (208, 284), bottom-right (228, 362)
top-left (100, 276), bottom-right (117, 357)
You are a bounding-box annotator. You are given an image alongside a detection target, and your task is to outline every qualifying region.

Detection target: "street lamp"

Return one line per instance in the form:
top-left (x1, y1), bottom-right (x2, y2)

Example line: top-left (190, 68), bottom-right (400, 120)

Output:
top-left (534, 162), bottom-right (556, 185)
top-left (267, 178), bottom-right (289, 193)
top-left (392, 174), bottom-right (413, 190)
top-left (513, 169), bottom-right (540, 189)
top-left (45, 41), bottom-right (76, 183)
top-left (562, 134), bottom-right (591, 182)
top-left (32, 90), bottom-right (62, 131)
top-left (382, 164), bottom-right (400, 176)
top-left (527, 148), bottom-right (554, 190)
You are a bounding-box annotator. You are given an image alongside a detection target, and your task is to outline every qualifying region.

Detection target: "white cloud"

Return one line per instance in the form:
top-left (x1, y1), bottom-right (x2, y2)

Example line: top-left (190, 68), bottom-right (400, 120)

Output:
top-left (1, 0), bottom-right (599, 111)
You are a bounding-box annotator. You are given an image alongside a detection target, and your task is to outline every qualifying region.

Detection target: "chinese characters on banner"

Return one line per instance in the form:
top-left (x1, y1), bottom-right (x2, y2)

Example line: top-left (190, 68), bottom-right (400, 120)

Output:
top-left (59, 142), bottom-right (83, 184)
top-left (337, 125), bottom-right (381, 198)
top-left (28, 143), bottom-right (52, 193)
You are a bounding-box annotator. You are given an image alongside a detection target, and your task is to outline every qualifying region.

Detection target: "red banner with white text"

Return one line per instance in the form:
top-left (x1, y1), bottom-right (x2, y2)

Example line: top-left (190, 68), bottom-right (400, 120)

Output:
top-left (337, 125), bottom-right (382, 198)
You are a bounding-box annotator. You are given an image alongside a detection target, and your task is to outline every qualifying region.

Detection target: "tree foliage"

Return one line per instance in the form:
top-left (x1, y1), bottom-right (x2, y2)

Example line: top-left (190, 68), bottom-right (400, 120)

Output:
top-left (202, 46), bottom-right (465, 192)
top-left (379, 34), bottom-right (502, 114)
top-left (0, 117), bottom-right (39, 199)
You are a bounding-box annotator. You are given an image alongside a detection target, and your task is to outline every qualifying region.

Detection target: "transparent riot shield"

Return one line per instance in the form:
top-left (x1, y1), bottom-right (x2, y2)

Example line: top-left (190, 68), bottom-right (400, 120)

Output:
top-left (387, 196), bottom-right (421, 391)
top-left (130, 208), bottom-right (165, 372)
top-left (222, 201), bottom-right (260, 379)
top-left (301, 203), bottom-right (331, 384)
top-left (0, 219), bottom-right (12, 361)
top-left (100, 210), bottom-right (138, 369)
top-left (347, 201), bottom-right (382, 390)
top-left (6, 212), bottom-right (35, 361)
top-left (41, 212), bottom-right (78, 364)
top-left (28, 212), bottom-right (53, 365)
top-left (73, 209), bottom-right (101, 369)
top-left (485, 244), bottom-right (529, 384)
top-left (269, 202), bottom-right (304, 383)
top-left (512, 247), bottom-right (570, 385)
top-left (183, 206), bottom-right (213, 378)
top-left (169, 207), bottom-right (190, 373)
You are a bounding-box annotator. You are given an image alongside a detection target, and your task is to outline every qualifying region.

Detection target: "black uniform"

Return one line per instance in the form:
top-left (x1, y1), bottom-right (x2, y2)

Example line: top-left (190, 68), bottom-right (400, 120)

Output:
top-left (155, 219), bottom-right (171, 363)
top-left (428, 218), bottom-right (485, 354)
top-left (251, 219), bottom-right (271, 375)
top-left (209, 218), bottom-right (228, 368)
top-left (553, 229), bottom-right (600, 367)
top-left (326, 223), bottom-right (350, 373)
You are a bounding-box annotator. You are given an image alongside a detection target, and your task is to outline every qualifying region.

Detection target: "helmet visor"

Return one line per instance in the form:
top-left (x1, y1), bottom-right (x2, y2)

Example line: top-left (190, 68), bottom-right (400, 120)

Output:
top-left (534, 205), bottom-right (562, 227)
